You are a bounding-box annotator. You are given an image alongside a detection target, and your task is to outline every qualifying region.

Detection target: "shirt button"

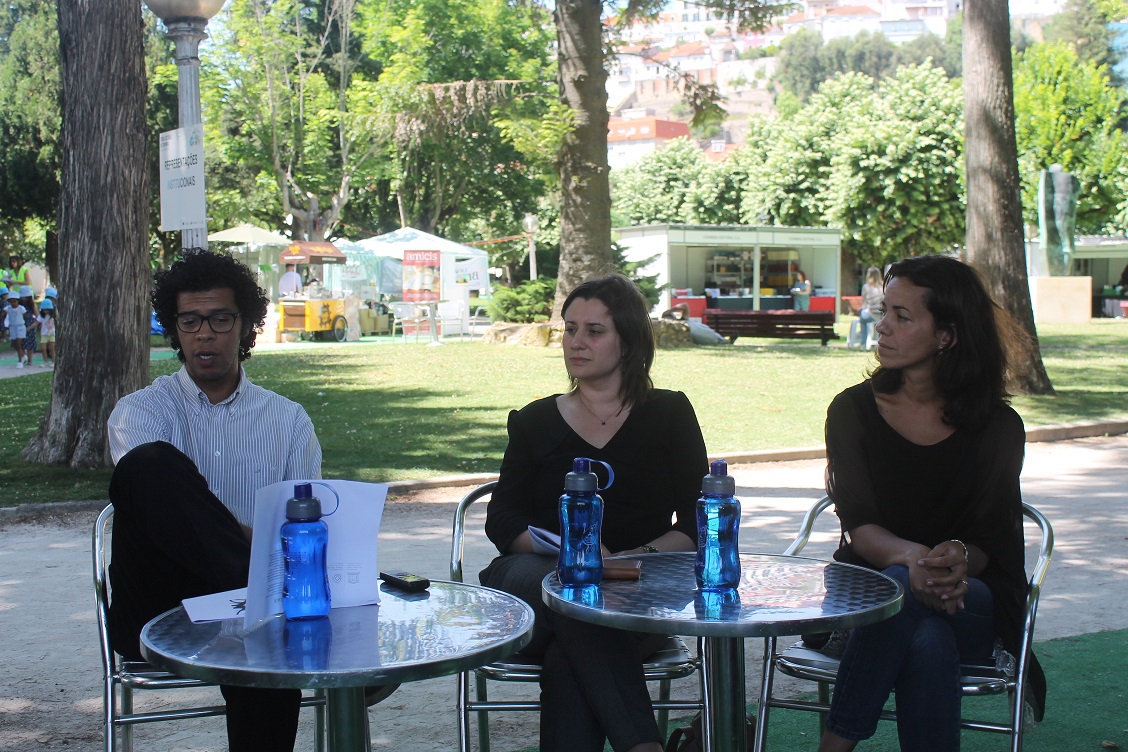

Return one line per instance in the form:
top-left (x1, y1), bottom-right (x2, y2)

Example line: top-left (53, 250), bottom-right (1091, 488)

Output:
top-left (215, 451), bottom-right (221, 457)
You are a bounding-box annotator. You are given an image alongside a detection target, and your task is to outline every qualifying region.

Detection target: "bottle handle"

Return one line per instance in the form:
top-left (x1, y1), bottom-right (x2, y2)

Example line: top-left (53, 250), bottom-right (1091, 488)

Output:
top-left (308, 481), bottom-right (342, 516)
top-left (578, 458), bottom-right (614, 491)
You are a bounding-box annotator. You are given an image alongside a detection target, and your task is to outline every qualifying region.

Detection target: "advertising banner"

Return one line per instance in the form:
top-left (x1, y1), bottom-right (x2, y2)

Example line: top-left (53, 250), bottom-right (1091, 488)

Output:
top-left (403, 249), bottom-right (440, 302)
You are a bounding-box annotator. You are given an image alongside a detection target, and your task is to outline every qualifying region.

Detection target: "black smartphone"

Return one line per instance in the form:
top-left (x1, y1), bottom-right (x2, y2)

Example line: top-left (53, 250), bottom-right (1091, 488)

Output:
top-left (379, 571), bottom-right (430, 592)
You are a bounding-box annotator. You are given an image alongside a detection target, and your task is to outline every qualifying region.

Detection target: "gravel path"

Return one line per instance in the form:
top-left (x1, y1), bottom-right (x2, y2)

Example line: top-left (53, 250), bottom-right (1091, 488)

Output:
top-left (2, 434), bottom-right (1126, 751)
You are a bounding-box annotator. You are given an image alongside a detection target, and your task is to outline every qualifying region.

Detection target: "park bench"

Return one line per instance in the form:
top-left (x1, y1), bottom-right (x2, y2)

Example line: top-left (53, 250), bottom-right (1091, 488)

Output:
top-left (701, 308), bottom-right (840, 345)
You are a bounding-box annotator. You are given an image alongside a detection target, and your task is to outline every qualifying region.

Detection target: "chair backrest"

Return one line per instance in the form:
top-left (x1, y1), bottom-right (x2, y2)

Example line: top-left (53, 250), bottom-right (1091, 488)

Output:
top-left (437, 300), bottom-right (464, 319)
top-left (450, 481), bottom-right (497, 584)
top-left (784, 496), bottom-right (1055, 664)
top-left (92, 505), bottom-right (117, 674)
top-left (388, 302), bottom-right (417, 321)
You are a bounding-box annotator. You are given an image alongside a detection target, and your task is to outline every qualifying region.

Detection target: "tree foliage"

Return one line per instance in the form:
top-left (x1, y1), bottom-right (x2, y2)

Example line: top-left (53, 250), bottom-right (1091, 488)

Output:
top-left (824, 64), bottom-right (965, 267)
top-left (1013, 41), bottom-right (1127, 233)
top-left (774, 24), bottom-right (962, 102)
top-left (612, 138), bottom-right (712, 225)
top-left (613, 63), bottom-right (965, 271)
top-left (0, 1), bottom-right (60, 256)
top-left (1043, 0), bottom-right (1121, 80)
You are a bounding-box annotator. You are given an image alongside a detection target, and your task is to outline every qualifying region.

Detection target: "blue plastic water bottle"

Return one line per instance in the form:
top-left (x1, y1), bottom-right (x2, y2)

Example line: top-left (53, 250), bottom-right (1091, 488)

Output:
top-left (281, 483), bottom-right (331, 620)
top-left (696, 459), bottom-right (741, 590)
top-left (558, 458), bottom-right (604, 587)
top-left (283, 616), bottom-right (333, 670)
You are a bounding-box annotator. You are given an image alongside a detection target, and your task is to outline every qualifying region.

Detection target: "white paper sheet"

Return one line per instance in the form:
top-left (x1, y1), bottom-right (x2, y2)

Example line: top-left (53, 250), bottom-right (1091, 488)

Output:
top-left (241, 479), bottom-right (387, 631)
top-left (182, 587), bottom-right (248, 623)
top-left (528, 526), bottom-right (561, 556)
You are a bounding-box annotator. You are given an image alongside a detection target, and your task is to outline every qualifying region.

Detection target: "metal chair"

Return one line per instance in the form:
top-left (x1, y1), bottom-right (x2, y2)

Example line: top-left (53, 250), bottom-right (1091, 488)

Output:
top-left (762, 496), bottom-right (1053, 752)
top-left (450, 481), bottom-right (704, 752)
top-left (387, 301), bottom-right (426, 341)
top-left (436, 300), bottom-right (469, 341)
top-left (93, 505), bottom-right (326, 752)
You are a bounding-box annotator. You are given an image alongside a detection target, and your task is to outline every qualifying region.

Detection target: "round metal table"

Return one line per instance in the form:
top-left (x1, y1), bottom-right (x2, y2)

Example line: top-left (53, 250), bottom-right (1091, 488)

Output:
top-left (142, 581), bottom-right (535, 752)
top-left (542, 552), bottom-right (902, 752)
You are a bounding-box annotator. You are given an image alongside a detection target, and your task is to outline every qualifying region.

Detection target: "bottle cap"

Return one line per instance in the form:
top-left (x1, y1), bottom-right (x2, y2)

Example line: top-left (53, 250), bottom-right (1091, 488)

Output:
top-left (701, 459), bottom-right (735, 495)
top-left (287, 483), bottom-right (322, 519)
top-left (564, 457), bottom-right (597, 493)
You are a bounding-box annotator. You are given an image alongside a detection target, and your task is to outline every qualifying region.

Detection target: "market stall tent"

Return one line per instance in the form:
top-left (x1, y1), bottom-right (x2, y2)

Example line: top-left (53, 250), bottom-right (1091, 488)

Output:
top-left (354, 227), bottom-right (489, 301)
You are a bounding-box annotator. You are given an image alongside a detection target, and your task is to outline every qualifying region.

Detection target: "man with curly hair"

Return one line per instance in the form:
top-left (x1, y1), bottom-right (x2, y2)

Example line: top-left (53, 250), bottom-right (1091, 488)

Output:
top-left (106, 249), bottom-right (321, 751)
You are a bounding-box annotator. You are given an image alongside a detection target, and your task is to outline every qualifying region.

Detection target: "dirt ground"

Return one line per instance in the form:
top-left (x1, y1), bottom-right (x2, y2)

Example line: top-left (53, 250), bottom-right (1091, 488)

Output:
top-left (2, 434), bottom-right (1127, 752)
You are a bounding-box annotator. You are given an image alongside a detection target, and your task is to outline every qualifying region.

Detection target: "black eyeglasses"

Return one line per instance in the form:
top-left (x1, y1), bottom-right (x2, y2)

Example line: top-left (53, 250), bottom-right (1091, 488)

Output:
top-left (175, 312), bottom-right (240, 333)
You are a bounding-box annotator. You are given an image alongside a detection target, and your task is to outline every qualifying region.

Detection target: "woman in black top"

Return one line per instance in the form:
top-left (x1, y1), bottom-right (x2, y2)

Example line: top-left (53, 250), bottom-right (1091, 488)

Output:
top-left (819, 256), bottom-right (1045, 752)
top-left (482, 273), bottom-right (708, 752)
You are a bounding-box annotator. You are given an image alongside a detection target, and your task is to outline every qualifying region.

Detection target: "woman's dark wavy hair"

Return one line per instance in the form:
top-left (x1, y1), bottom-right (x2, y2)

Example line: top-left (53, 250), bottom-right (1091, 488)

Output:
top-left (152, 249), bottom-right (269, 363)
top-left (871, 255), bottom-right (1027, 429)
top-left (562, 272), bottom-right (655, 408)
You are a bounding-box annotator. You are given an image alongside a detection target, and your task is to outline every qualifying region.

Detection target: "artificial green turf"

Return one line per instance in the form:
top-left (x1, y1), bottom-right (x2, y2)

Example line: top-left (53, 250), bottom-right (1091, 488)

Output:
top-left (2, 321), bottom-right (1126, 506)
top-left (511, 628), bottom-right (1128, 752)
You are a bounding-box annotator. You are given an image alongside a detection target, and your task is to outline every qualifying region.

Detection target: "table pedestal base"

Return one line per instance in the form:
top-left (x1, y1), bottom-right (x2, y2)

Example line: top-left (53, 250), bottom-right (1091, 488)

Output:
top-left (702, 636), bottom-right (748, 752)
top-left (327, 687), bottom-right (369, 752)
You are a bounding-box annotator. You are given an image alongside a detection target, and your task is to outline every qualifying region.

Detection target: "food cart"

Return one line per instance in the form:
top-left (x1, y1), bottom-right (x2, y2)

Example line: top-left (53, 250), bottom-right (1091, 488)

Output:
top-left (277, 241), bottom-right (352, 341)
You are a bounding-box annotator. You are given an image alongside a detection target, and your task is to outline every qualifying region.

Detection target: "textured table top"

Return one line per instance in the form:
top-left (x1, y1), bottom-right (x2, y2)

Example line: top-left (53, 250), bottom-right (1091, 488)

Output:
top-left (141, 580), bottom-right (534, 689)
top-left (543, 552), bottom-right (902, 638)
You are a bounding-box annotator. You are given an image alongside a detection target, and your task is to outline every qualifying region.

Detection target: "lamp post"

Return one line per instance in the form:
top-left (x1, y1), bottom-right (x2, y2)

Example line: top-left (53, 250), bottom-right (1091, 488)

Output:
top-left (521, 213), bottom-right (539, 281)
top-left (143, 0), bottom-right (226, 250)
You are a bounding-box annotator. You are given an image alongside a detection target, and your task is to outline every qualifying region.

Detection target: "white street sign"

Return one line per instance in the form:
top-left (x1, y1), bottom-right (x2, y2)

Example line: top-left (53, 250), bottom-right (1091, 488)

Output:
top-left (158, 126), bottom-right (207, 232)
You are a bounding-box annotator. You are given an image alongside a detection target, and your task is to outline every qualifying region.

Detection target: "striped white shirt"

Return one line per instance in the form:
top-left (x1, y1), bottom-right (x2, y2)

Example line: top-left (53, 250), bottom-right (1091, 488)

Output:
top-left (108, 366), bottom-right (322, 527)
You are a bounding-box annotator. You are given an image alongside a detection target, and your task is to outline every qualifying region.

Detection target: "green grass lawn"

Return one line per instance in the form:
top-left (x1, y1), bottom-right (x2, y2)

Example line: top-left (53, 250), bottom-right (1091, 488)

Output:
top-left (2, 320), bottom-right (1126, 507)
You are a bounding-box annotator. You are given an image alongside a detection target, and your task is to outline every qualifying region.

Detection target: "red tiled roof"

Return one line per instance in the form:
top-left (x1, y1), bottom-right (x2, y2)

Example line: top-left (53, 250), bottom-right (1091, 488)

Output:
top-left (825, 5), bottom-right (881, 15)
top-left (607, 117), bottom-right (691, 143)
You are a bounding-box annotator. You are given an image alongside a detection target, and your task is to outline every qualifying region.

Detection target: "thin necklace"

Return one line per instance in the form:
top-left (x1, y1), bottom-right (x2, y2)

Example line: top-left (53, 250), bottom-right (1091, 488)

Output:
top-left (577, 394), bottom-right (625, 426)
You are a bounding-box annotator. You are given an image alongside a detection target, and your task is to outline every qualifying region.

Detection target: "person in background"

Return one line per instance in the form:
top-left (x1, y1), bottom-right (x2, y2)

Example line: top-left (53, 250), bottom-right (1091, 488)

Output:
top-left (18, 285), bottom-right (38, 366)
top-left (37, 298), bottom-right (56, 368)
top-left (106, 249), bottom-right (322, 752)
top-left (481, 272), bottom-right (708, 752)
top-left (7, 294), bottom-right (27, 367)
top-left (279, 263), bottom-right (303, 297)
top-left (1117, 262), bottom-right (1128, 291)
top-left (792, 270), bottom-right (812, 311)
top-left (817, 255), bottom-right (1044, 752)
top-left (6, 254), bottom-right (30, 289)
top-left (858, 266), bottom-right (884, 344)
top-left (0, 285), bottom-right (8, 343)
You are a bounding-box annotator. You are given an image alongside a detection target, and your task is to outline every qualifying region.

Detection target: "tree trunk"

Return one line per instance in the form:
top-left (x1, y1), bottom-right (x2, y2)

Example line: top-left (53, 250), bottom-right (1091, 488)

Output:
top-left (24, 0), bottom-right (152, 467)
top-left (962, 0), bottom-right (1054, 394)
top-left (552, 0), bottom-right (613, 320)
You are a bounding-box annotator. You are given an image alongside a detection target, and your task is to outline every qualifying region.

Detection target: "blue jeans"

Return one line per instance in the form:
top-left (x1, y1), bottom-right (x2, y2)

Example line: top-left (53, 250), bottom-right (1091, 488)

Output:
top-left (858, 308), bottom-right (879, 343)
top-left (826, 565), bottom-right (996, 751)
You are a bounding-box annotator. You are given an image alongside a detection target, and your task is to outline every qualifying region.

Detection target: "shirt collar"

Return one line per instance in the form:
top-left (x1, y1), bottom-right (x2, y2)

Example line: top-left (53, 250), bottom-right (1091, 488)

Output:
top-left (175, 365), bottom-right (248, 407)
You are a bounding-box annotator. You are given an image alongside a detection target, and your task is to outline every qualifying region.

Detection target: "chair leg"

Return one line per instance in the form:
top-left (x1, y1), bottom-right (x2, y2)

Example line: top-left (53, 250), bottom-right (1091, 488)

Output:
top-left (104, 677), bottom-right (116, 752)
top-left (475, 672), bottom-right (492, 752)
top-left (656, 678), bottom-right (672, 740)
top-left (121, 685), bottom-right (134, 752)
top-left (817, 681), bottom-right (830, 735)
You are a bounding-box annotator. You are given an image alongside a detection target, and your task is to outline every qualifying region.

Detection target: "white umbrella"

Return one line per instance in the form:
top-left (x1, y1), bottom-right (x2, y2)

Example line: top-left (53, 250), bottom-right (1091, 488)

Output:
top-left (208, 223), bottom-right (291, 245)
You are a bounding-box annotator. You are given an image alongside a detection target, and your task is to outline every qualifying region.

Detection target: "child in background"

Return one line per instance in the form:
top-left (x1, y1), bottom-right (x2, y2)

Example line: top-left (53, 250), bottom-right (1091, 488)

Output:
top-left (7, 295), bottom-right (27, 367)
top-left (18, 286), bottom-right (38, 367)
top-left (0, 285), bottom-right (8, 343)
top-left (37, 299), bottom-right (56, 368)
